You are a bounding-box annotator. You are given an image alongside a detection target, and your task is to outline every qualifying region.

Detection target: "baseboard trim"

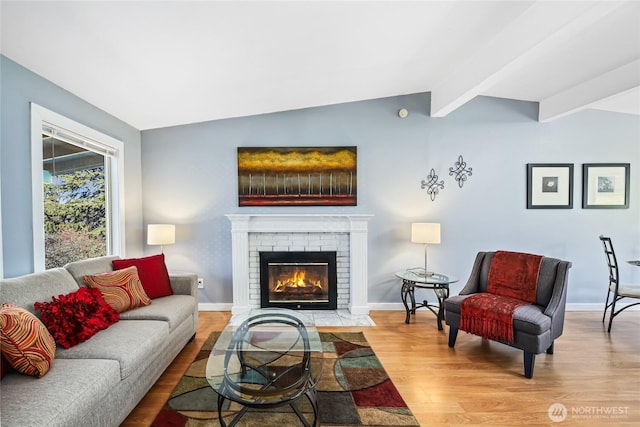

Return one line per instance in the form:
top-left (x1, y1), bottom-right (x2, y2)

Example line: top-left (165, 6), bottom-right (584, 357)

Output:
top-left (566, 302), bottom-right (639, 311)
top-left (198, 303), bottom-right (233, 311)
top-left (198, 302), bottom-right (638, 312)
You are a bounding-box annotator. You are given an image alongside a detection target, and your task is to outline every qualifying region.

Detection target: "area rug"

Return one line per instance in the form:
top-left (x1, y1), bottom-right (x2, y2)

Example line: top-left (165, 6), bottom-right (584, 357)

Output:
top-left (152, 331), bottom-right (419, 426)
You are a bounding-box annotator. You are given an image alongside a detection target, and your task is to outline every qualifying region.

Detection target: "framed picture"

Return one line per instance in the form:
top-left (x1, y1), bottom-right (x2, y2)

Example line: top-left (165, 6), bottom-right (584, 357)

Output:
top-left (582, 163), bottom-right (630, 209)
top-left (526, 163), bottom-right (574, 209)
top-left (237, 146), bottom-right (357, 206)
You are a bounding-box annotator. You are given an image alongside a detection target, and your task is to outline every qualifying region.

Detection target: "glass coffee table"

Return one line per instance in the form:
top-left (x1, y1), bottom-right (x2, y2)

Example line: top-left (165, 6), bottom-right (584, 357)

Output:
top-left (206, 308), bottom-right (323, 427)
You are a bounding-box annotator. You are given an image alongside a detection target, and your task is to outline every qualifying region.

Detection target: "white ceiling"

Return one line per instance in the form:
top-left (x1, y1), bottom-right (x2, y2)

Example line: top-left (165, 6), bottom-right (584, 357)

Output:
top-left (1, 1), bottom-right (639, 130)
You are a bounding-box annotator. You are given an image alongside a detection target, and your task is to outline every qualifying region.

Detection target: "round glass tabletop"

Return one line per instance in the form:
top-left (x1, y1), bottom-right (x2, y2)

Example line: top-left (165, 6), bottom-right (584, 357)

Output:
top-left (395, 269), bottom-right (458, 285)
top-left (206, 308), bottom-right (323, 407)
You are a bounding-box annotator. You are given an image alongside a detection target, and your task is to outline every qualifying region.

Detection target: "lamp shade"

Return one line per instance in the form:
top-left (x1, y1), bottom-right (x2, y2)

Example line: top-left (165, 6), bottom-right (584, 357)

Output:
top-left (411, 223), bottom-right (441, 244)
top-left (147, 224), bottom-right (175, 246)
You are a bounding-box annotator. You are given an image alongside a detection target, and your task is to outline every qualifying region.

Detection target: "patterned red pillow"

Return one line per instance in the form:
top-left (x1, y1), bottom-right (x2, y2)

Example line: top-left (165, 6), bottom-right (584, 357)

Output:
top-left (112, 254), bottom-right (173, 299)
top-left (83, 266), bottom-right (151, 313)
top-left (0, 304), bottom-right (56, 377)
top-left (34, 287), bottom-right (120, 349)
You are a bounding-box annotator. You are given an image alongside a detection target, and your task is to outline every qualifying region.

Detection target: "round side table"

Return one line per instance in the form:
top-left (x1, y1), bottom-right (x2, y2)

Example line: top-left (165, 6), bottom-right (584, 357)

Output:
top-left (395, 270), bottom-right (458, 330)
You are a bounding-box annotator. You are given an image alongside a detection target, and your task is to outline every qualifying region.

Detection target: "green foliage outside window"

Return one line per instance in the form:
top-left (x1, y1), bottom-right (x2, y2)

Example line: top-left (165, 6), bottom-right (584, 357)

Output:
top-left (44, 167), bottom-right (106, 269)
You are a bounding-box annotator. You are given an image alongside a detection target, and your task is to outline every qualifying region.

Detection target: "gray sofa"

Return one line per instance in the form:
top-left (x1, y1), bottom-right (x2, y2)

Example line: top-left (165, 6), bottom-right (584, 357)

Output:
top-left (0, 255), bottom-right (198, 427)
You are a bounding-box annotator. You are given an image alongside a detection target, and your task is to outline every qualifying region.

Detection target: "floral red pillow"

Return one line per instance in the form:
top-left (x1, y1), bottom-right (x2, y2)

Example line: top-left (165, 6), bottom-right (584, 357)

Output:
top-left (112, 254), bottom-right (173, 299)
top-left (34, 287), bottom-right (120, 349)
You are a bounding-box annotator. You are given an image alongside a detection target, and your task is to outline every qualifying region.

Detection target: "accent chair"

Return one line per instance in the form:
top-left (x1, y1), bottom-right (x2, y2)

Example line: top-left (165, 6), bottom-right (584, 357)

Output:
top-left (444, 251), bottom-right (571, 378)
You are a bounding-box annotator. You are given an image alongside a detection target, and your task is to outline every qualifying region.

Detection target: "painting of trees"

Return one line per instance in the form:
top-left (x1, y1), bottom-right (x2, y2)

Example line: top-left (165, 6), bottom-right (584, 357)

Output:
top-left (237, 147), bottom-right (357, 206)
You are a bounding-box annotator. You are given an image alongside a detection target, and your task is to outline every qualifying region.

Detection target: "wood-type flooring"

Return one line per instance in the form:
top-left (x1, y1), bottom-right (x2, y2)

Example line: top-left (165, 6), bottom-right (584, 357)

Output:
top-left (122, 310), bottom-right (640, 426)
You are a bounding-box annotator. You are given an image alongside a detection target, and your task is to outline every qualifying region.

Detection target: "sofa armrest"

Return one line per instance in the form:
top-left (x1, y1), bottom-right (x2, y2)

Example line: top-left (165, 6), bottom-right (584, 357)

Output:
top-left (169, 273), bottom-right (198, 297)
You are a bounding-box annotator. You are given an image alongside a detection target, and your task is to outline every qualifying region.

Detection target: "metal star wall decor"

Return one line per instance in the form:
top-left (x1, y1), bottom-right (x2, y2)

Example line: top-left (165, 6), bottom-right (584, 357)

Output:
top-left (421, 168), bottom-right (445, 201)
top-left (449, 155), bottom-right (472, 188)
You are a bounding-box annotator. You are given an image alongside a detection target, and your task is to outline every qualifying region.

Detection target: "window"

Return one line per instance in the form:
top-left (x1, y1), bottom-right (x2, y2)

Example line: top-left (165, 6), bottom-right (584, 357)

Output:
top-left (31, 104), bottom-right (125, 271)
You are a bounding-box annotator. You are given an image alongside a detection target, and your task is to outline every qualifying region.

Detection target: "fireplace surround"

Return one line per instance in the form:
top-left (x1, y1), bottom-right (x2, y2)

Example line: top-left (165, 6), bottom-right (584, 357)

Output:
top-left (226, 214), bottom-right (373, 315)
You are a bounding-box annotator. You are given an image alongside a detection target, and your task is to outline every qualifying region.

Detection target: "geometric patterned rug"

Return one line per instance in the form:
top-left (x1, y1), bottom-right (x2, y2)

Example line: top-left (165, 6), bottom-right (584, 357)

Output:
top-left (151, 331), bottom-right (419, 426)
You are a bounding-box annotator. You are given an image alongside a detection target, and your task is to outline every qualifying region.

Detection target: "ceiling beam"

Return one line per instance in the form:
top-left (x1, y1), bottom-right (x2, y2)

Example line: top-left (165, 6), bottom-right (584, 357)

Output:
top-left (538, 59), bottom-right (640, 122)
top-left (429, 1), bottom-right (626, 118)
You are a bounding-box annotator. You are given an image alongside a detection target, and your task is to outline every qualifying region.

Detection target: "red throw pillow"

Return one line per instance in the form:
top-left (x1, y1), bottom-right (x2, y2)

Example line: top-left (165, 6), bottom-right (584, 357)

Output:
top-left (34, 287), bottom-right (120, 349)
top-left (112, 254), bottom-right (173, 299)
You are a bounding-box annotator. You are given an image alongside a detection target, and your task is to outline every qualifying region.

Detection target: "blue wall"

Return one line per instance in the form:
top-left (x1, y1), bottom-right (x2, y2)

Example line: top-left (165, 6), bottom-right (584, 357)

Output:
top-left (2, 51), bottom-right (638, 306)
top-left (0, 55), bottom-right (144, 277)
top-left (141, 93), bottom-right (640, 307)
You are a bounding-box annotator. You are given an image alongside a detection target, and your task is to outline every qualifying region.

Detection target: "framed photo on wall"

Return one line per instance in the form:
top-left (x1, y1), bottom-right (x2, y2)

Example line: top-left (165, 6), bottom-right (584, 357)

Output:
top-left (582, 163), bottom-right (630, 209)
top-left (526, 163), bottom-right (574, 209)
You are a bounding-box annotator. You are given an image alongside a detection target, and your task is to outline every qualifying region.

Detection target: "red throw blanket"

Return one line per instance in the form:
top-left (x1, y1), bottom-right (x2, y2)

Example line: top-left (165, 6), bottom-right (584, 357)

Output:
top-left (460, 251), bottom-right (543, 343)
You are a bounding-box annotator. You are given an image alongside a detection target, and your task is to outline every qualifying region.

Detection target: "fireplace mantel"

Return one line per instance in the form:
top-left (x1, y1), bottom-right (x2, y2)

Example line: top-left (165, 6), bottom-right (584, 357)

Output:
top-left (226, 214), bottom-right (373, 315)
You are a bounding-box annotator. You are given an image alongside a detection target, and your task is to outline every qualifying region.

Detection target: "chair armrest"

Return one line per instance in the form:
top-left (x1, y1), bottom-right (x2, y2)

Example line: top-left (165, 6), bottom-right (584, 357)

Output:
top-left (458, 252), bottom-right (489, 295)
top-left (542, 259), bottom-right (572, 340)
top-left (169, 273), bottom-right (198, 297)
top-left (543, 260), bottom-right (572, 317)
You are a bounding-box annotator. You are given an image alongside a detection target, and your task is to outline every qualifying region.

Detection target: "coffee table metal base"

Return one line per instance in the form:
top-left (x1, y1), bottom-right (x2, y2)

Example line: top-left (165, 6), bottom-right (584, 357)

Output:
top-left (217, 387), bottom-right (318, 427)
top-left (208, 310), bottom-right (322, 427)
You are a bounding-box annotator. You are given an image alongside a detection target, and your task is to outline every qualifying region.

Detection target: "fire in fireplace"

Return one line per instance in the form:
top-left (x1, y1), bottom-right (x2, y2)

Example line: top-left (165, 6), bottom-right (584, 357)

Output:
top-left (260, 251), bottom-right (337, 310)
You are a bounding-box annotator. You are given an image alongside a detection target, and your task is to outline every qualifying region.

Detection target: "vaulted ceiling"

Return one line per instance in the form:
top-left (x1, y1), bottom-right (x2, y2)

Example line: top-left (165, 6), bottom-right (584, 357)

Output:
top-left (1, 1), bottom-right (639, 130)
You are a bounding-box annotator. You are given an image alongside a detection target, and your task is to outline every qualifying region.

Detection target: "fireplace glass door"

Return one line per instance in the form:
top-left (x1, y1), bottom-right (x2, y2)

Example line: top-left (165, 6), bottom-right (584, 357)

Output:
top-left (260, 251), bottom-right (337, 310)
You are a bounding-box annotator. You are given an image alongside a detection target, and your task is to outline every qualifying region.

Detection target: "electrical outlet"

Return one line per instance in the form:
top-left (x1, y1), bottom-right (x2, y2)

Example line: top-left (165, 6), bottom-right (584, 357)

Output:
top-left (197, 278), bottom-right (204, 289)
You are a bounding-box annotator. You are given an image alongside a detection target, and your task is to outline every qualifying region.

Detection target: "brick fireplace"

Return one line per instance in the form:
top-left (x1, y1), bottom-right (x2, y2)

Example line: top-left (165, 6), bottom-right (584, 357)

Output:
top-left (226, 214), bottom-right (373, 315)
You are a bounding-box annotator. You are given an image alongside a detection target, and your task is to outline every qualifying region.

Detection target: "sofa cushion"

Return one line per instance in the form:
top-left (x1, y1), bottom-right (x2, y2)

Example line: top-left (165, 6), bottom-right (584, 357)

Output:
top-left (112, 254), bottom-right (173, 299)
top-left (83, 266), bottom-right (151, 313)
top-left (120, 294), bottom-right (196, 332)
top-left (64, 255), bottom-right (120, 288)
top-left (0, 268), bottom-right (79, 315)
top-left (56, 320), bottom-right (168, 380)
top-left (512, 304), bottom-right (552, 335)
top-left (34, 287), bottom-right (120, 349)
top-left (0, 358), bottom-right (120, 427)
top-left (0, 304), bottom-right (56, 378)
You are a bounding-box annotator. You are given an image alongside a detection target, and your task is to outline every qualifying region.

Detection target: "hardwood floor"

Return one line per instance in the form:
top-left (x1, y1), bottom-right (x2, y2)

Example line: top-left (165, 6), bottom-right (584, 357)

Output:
top-left (122, 311), bottom-right (640, 426)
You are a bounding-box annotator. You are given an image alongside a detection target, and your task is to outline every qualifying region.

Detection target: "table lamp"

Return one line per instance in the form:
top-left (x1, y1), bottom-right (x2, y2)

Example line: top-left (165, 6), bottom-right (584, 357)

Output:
top-left (147, 224), bottom-right (175, 253)
top-left (411, 223), bottom-right (441, 276)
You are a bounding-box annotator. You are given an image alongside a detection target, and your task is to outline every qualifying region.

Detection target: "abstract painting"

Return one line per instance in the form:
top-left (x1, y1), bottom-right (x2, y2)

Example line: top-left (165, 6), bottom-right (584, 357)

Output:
top-left (237, 146), bottom-right (357, 206)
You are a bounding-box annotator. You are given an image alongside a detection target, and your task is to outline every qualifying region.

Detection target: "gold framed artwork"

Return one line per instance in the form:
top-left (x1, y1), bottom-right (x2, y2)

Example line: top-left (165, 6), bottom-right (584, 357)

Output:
top-left (237, 146), bottom-right (357, 206)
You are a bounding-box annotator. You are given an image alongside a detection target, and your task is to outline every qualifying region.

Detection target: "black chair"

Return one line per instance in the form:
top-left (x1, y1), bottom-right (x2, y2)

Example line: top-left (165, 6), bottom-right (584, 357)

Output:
top-left (599, 236), bottom-right (640, 332)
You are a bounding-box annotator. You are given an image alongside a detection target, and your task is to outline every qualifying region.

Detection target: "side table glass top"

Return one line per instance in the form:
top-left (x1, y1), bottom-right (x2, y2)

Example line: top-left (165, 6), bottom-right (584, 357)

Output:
top-left (206, 308), bottom-right (323, 417)
top-left (395, 270), bottom-right (458, 285)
